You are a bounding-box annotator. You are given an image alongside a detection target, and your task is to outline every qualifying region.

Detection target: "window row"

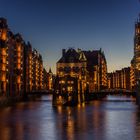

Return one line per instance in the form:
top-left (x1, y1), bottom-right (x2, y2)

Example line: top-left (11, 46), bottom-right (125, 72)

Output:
top-left (58, 67), bottom-right (85, 73)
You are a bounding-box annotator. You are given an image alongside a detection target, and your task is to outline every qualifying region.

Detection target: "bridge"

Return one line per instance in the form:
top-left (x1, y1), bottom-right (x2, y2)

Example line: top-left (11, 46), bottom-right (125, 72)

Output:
top-left (99, 89), bottom-right (136, 95)
top-left (52, 88), bottom-right (136, 106)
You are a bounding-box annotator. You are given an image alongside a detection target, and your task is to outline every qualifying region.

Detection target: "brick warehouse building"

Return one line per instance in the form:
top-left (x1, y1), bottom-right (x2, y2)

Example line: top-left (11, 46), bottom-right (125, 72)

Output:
top-left (55, 48), bottom-right (107, 101)
top-left (0, 18), bottom-right (47, 97)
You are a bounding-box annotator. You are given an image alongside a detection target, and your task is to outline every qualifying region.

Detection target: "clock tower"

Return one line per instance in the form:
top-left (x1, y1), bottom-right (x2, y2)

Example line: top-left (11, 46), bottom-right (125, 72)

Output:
top-left (134, 15), bottom-right (140, 80)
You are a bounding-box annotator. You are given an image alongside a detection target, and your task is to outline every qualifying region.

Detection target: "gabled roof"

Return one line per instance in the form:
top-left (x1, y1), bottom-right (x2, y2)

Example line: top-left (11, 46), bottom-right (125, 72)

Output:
top-left (83, 50), bottom-right (99, 65)
top-left (57, 48), bottom-right (81, 63)
top-left (57, 48), bottom-right (107, 67)
top-left (79, 51), bottom-right (87, 62)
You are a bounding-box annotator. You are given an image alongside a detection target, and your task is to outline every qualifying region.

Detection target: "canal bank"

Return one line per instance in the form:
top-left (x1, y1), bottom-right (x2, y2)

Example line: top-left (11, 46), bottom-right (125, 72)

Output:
top-left (0, 96), bottom-right (24, 107)
top-left (0, 92), bottom-right (51, 107)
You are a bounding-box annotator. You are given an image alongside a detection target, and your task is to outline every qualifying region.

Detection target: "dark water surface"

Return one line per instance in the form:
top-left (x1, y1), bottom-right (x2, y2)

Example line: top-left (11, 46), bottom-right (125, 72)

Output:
top-left (0, 95), bottom-right (139, 140)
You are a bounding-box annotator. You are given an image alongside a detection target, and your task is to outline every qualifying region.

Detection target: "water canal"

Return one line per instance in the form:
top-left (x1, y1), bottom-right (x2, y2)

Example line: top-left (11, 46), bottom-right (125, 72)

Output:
top-left (0, 95), bottom-right (139, 140)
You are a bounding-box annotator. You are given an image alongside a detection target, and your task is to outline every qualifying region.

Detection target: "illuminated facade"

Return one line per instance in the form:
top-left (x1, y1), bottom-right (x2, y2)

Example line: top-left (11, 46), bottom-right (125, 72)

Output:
top-left (129, 15), bottom-right (140, 92)
top-left (133, 17), bottom-right (140, 80)
top-left (0, 18), bottom-right (26, 96)
top-left (130, 59), bottom-right (135, 91)
top-left (56, 48), bottom-right (108, 96)
top-left (0, 17), bottom-right (46, 96)
top-left (25, 42), bottom-right (33, 92)
top-left (47, 68), bottom-right (53, 91)
top-left (56, 48), bottom-right (88, 98)
top-left (107, 67), bottom-right (131, 90)
top-left (25, 45), bottom-right (45, 92)
top-left (100, 52), bottom-right (108, 89)
top-left (43, 68), bottom-right (48, 90)
top-left (12, 34), bottom-right (24, 95)
top-left (131, 15), bottom-right (140, 87)
top-left (0, 18), bottom-right (8, 95)
top-left (84, 49), bottom-right (107, 92)
top-left (32, 49), bottom-right (43, 91)
top-left (38, 54), bottom-right (43, 90)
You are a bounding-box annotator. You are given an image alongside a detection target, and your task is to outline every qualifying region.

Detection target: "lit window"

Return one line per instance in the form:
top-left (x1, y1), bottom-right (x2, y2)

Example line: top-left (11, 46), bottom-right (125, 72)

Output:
top-left (67, 86), bottom-right (73, 92)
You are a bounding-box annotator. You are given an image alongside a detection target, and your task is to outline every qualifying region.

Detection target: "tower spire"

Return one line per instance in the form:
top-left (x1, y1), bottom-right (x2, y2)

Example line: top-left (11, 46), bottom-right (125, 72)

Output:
top-left (49, 67), bottom-right (52, 74)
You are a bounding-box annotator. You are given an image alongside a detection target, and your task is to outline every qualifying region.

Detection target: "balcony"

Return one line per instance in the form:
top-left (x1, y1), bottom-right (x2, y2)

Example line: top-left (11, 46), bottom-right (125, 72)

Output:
top-left (0, 64), bottom-right (6, 71)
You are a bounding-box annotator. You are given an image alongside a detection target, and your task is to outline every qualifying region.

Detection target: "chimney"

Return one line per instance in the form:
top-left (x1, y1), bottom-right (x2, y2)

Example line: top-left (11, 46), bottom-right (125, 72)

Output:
top-left (62, 49), bottom-right (66, 57)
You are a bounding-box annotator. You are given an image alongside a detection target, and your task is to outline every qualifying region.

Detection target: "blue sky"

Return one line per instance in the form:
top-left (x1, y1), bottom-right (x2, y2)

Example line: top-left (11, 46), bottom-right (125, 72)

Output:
top-left (0, 0), bottom-right (140, 73)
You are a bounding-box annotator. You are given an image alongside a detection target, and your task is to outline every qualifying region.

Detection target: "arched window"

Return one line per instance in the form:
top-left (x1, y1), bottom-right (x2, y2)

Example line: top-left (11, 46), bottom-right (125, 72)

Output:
top-left (73, 67), bottom-right (80, 73)
top-left (64, 67), bottom-right (71, 73)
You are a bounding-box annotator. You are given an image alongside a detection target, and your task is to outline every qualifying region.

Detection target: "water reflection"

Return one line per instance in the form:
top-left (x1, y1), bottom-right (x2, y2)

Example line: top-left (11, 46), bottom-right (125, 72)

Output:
top-left (0, 100), bottom-right (56, 140)
top-left (53, 103), bottom-right (105, 140)
top-left (135, 111), bottom-right (140, 139)
top-left (53, 96), bottom-right (137, 140)
top-left (0, 95), bottom-right (138, 140)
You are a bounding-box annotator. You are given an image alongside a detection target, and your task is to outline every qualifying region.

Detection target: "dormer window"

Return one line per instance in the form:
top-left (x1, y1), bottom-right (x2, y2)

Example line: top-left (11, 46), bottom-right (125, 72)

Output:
top-left (69, 56), bottom-right (74, 62)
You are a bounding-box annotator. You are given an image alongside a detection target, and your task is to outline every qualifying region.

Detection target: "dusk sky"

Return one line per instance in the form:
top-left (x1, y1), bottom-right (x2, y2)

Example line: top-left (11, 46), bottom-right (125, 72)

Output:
top-left (0, 0), bottom-right (140, 73)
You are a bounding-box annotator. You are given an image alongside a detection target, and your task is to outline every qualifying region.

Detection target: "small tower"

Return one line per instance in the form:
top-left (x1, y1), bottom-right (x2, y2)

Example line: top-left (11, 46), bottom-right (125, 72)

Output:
top-left (48, 68), bottom-right (53, 91)
top-left (134, 15), bottom-right (140, 81)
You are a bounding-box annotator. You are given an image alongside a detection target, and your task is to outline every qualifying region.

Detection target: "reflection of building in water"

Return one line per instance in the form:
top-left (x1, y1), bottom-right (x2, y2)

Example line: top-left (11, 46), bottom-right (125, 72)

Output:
top-left (0, 104), bottom-right (44, 140)
top-left (136, 111), bottom-right (140, 139)
top-left (53, 101), bottom-right (106, 140)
